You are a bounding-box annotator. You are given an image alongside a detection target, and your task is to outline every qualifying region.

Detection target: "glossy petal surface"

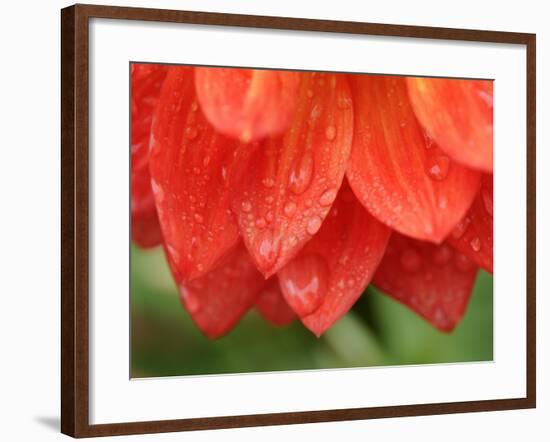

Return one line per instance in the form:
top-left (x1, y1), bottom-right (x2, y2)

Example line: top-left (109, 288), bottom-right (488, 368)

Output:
top-left (407, 77), bottom-right (493, 172)
top-left (447, 174), bottom-right (493, 273)
top-left (232, 73), bottom-right (354, 277)
top-left (256, 279), bottom-right (296, 326)
top-left (278, 184), bottom-right (391, 336)
top-left (347, 75), bottom-right (481, 243)
top-left (195, 68), bottom-right (301, 142)
top-left (173, 243), bottom-right (265, 339)
top-left (131, 64), bottom-right (168, 247)
top-left (373, 233), bottom-right (479, 331)
top-left (149, 67), bottom-right (254, 280)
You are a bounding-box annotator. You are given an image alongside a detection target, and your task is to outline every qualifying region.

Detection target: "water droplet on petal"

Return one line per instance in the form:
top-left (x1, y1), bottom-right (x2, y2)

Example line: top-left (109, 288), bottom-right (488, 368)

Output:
top-left (180, 285), bottom-right (201, 314)
top-left (482, 187), bottom-right (493, 216)
top-left (185, 126), bottom-right (198, 140)
top-left (306, 215), bottom-right (322, 235)
top-left (325, 125), bottom-right (336, 141)
top-left (289, 152), bottom-right (314, 195)
top-left (255, 217), bottom-right (267, 228)
top-left (400, 248), bottom-right (421, 273)
top-left (451, 217), bottom-right (471, 239)
top-left (241, 201), bottom-right (252, 213)
top-left (470, 236), bottom-right (481, 252)
top-left (280, 254), bottom-right (328, 316)
top-left (202, 156), bottom-right (211, 167)
top-left (193, 213), bottom-right (204, 223)
top-left (262, 177), bottom-right (275, 188)
top-left (423, 131), bottom-right (435, 149)
top-left (192, 167), bottom-right (201, 175)
top-left (319, 188), bottom-right (337, 207)
top-left (426, 155), bottom-right (450, 181)
top-left (258, 231), bottom-right (281, 270)
top-left (283, 201), bottom-right (297, 217)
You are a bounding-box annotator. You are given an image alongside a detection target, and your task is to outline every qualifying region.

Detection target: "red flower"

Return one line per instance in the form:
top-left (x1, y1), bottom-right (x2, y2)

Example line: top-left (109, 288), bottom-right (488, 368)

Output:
top-left (131, 65), bottom-right (493, 338)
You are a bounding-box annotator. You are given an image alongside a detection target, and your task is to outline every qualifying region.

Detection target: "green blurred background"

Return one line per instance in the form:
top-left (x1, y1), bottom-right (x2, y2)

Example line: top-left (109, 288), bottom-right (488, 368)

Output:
top-left (131, 245), bottom-right (493, 378)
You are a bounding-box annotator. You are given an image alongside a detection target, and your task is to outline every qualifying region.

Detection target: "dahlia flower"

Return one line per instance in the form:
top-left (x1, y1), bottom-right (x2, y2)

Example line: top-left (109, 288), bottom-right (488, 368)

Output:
top-left (131, 64), bottom-right (493, 339)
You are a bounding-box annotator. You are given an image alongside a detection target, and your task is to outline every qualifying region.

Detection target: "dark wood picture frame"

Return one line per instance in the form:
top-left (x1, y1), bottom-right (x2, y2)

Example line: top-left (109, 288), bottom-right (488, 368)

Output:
top-left (61, 3), bottom-right (536, 438)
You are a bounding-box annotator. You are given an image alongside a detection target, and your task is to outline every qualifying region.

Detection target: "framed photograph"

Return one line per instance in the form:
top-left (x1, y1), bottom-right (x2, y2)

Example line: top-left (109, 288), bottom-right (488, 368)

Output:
top-left (61, 3), bottom-right (536, 438)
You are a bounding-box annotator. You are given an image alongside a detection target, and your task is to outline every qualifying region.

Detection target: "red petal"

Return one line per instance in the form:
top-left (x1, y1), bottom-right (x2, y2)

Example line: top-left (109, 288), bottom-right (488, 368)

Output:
top-left (131, 167), bottom-right (163, 248)
top-left (278, 184), bottom-right (391, 337)
top-left (256, 279), bottom-right (296, 326)
top-left (347, 75), bottom-right (481, 243)
top-left (172, 243), bottom-right (265, 339)
top-left (447, 174), bottom-right (493, 273)
top-left (232, 73), bottom-right (354, 277)
top-left (149, 67), bottom-right (256, 280)
top-left (131, 64), bottom-right (168, 248)
top-left (373, 233), bottom-right (479, 332)
top-left (407, 77), bottom-right (493, 172)
top-left (195, 68), bottom-right (301, 142)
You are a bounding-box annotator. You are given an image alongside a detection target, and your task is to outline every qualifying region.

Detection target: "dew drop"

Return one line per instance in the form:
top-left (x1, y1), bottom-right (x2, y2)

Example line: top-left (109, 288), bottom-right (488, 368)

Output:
top-left (258, 231), bottom-right (281, 270)
top-left (426, 155), bottom-right (450, 181)
top-left (192, 167), bottom-right (201, 175)
top-left (306, 215), bottom-right (322, 235)
top-left (482, 187), bottom-right (493, 216)
top-left (400, 248), bottom-right (421, 273)
top-left (423, 131), bottom-right (435, 149)
top-left (193, 213), bottom-right (204, 223)
top-left (289, 152), bottom-right (314, 195)
top-left (451, 217), bottom-right (471, 239)
top-left (319, 188), bottom-right (337, 207)
top-left (470, 236), bottom-right (481, 252)
top-left (262, 177), bottom-right (275, 188)
top-left (185, 126), bottom-right (198, 140)
top-left (306, 89), bottom-right (314, 98)
top-left (325, 125), bottom-right (336, 141)
top-left (151, 179), bottom-right (164, 203)
top-left (280, 254), bottom-right (328, 316)
top-left (202, 156), bottom-right (211, 167)
top-left (309, 104), bottom-right (322, 123)
top-left (265, 195), bottom-right (274, 204)
top-left (180, 286), bottom-right (201, 314)
top-left (241, 201), bottom-right (252, 213)
top-left (255, 217), bottom-right (267, 228)
top-left (283, 201), bottom-right (297, 217)
top-left (190, 101), bottom-right (198, 112)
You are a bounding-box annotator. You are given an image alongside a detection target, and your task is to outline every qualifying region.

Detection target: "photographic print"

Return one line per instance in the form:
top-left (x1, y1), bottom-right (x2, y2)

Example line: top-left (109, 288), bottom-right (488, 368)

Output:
top-left (130, 65), bottom-right (494, 378)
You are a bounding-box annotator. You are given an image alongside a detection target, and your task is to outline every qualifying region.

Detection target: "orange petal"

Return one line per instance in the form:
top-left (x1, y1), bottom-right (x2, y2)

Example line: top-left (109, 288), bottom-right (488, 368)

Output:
top-left (149, 67), bottom-right (256, 280)
top-left (173, 243), bottom-right (265, 339)
top-left (195, 68), bottom-right (301, 142)
top-left (373, 233), bottom-right (479, 332)
top-left (347, 75), bottom-right (481, 243)
top-left (407, 77), bottom-right (493, 172)
top-left (131, 64), bottom-right (168, 248)
top-left (256, 279), bottom-right (296, 326)
top-left (278, 184), bottom-right (391, 337)
top-left (447, 174), bottom-right (493, 273)
top-left (232, 73), bottom-right (354, 277)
